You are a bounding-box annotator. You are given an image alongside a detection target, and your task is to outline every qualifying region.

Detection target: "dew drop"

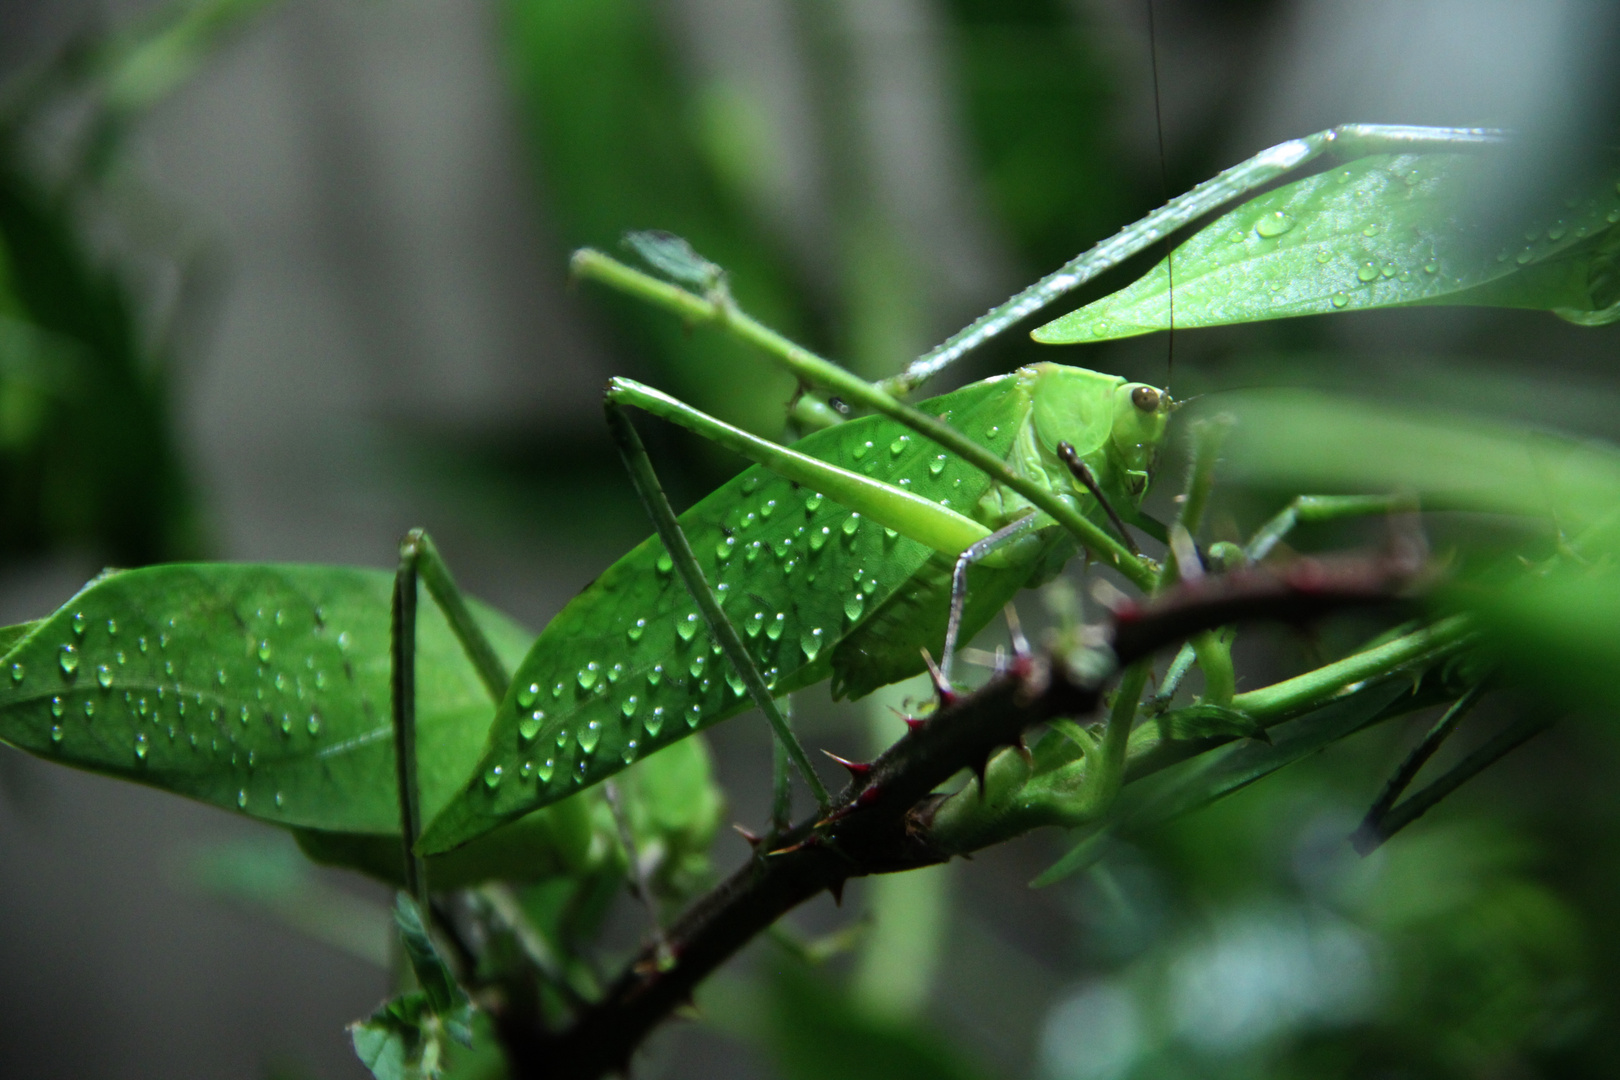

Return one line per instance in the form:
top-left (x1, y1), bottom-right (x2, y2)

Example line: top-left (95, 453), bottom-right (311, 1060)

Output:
top-left (275, 791), bottom-right (284, 808)
top-left (800, 627), bottom-right (824, 661)
top-left (716, 536), bottom-right (736, 562)
top-left (1356, 261), bottom-right (1379, 282)
top-left (809, 526), bottom-right (831, 552)
top-left (49, 695), bottom-right (63, 718)
top-left (518, 682), bottom-right (540, 707)
top-left (579, 720), bottom-right (602, 754)
top-left (484, 765), bottom-right (504, 790)
top-left (761, 499), bottom-right (778, 519)
top-left (687, 703), bottom-right (702, 729)
top-left (50, 724), bottom-right (63, 744)
top-left (1254, 210), bottom-right (1294, 238)
top-left (621, 695), bottom-right (640, 718)
top-left (1331, 292), bottom-right (1349, 308)
top-left (929, 454), bottom-right (947, 477)
top-left (805, 492), bottom-right (823, 512)
top-left (689, 655), bottom-right (706, 679)
top-left (607, 662), bottom-right (624, 684)
top-left (844, 594), bottom-right (865, 622)
top-left (647, 664), bottom-right (664, 687)
top-left (741, 473), bottom-right (761, 493)
top-left (1608, 208), bottom-right (1620, 224)
top-left (745, 611), bottom-right (765, 638)
top-left (134, 733), bottom-right (148, 760)
top-left (1361, 224), bottom-right (1379, 238)
top-left (71, 612), bottom-right (85, 637)
top-left (1548, 221), bottom-right (1568, 241)
top-left (237, 789), bottom-right (249, 809)
top-left (1226, 228), bottom-right (1244, 243)
top-left (520, 710), bottom-right (546, 741)
top-left (8, 662), bottom-right (22, 684)
top-left (538, 757), bottom-right (555, 781)
top-left (552, 681), bottom-right (565, 698)
top-left (1515, 249), bottom-right (1534, 265)
top-left (1380, 263), bottom-right (1396, 278)
top-left (883, 527), bottom-right (899, 542)
top-left (645, 706), bottom-right (666, 736)
top-left (307, 714), bottom-right (321, 735)
top-left (889, 436), bottom-right (910, 457)
top-left (677, 613), bottom-right (700, 642)
top-left (84, 700), bottom-right (95, 719)
top-left (852, 440), bottom-right (871, 460)
top-left (59, 645), bottom-right (79, 676)
top-left (655, 551), bottom-right (674, 575)
top-left (280, 715), bottom-right (293, 735)
top-left (842, 514), bottom-right (861, 536)
top-left (1315, 250), bottom-right (1331, 264)
top-left (622, 739), bottom-right (640, 765)
top-left (577, 661), bottom-right (600, 690)
top-left (138, 636), bottom-right (148, 654)
top-left (337, 631), bottom-right (352, 652)
top-left (745, 540), bottom-right (764, 563)
top-left (106, 618), bottom-right (118, 637)
top-left (766, 613), bottom-right (786, 641)
top-left (1423, 261), bottom-right (1439, 274)
top-left (116, 650), bottom-right (126, 667)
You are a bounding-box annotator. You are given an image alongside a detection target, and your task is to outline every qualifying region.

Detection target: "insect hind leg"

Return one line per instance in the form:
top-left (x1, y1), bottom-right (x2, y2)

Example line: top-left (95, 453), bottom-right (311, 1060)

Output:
top-left (941, 513), bottom-right (1042, 686)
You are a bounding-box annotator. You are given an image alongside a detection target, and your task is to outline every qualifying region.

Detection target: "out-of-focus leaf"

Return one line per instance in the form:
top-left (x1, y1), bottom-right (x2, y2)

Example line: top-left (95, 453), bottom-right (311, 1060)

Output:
top-left (622, 230), bottom-right (724, 292)
top-left (394, 894), bottom-right (475, 1046)
top-left (1463, 570), bottom-right (1620, 712)
top-left (0, 564), bottom-right (532, 835)
top-left (1160, 703), bottom-right (1270, 743)
top-left (350, 896), bottom-right (480, 1080)
top-left (1034, 152), bottom-right (1620, 343)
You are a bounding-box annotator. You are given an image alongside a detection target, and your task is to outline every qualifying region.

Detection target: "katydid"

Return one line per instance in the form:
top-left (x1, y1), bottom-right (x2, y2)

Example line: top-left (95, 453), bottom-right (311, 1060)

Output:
top-left (416, 363), bottom-right (1171, 851)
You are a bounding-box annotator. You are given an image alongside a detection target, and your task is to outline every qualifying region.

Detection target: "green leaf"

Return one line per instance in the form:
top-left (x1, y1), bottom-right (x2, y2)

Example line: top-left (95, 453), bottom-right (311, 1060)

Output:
top-left (622, 230), bottom-right (725, 292)
top-left (1034, 152), bottom-right (1620, 343)
top-left (393, 894), bottom-right (475, 1046)
top-left (1159, 703), bottom-right (1270, 743)
top-left (0, 564), bottom-right (531, 835)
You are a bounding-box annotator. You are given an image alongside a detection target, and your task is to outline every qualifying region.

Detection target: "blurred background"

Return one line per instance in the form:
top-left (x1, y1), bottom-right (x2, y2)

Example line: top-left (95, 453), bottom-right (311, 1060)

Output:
top-left (1, 0), bottom-right (1619, 1077)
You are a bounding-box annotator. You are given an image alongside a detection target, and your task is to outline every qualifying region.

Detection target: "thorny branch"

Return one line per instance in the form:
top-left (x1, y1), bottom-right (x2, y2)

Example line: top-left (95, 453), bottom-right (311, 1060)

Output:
top-left (495, 550), bottom-right (1427, 1079)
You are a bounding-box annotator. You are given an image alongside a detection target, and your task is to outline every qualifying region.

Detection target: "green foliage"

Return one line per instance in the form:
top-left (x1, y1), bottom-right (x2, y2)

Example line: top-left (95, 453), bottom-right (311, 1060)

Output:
top-left (1036, 151), bottom-right (1620, 343)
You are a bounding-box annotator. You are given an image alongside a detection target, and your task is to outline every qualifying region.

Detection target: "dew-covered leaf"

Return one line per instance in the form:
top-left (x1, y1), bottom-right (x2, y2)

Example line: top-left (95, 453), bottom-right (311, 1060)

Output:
top-left (1033, 152), bottom-right (1620, 343)
top-left (0, 564), bottom-right (532, 835)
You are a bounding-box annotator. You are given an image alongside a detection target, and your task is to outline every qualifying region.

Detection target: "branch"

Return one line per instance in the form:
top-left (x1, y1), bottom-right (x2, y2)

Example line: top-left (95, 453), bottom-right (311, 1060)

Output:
top-left (503, 552), bottom-right (1425, 1079)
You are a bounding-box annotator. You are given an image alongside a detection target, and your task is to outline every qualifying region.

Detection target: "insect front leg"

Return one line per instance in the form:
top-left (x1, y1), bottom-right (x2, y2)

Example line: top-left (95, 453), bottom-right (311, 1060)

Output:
top-left (940, 513), bottom-right (1042, 687)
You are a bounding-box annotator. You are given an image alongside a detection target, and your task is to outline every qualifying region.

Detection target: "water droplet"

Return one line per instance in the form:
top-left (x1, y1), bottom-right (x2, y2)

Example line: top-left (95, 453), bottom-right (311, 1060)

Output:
top-left (1254, 210), bottom-right (1294, 238)
top-left (1398, 270), bottom-right (1413, 283)
top-left (134, 733), bottom-right (148, 760)
top-left (689, 655), bottom-right (706, 679)
top-left (538, 758), bottom-right (555, 781)
top-left (553, 681), bottom-right (565, 698)
top-left (715, 536), bottom-right (736, 562)
top-left (518, 682), bottom-right (540, 707)
top-left (842, 514), bottom-right (861, 537)
top-left (237, 789), bottom-right (249, 808)
top-left (84, 700), bottom-right (95, 719)
top-left (275, 791), bottom-right (285, 808)
top-left (889, 436), bottom-right (910, 457)
top-left (577, 661), bottom-right (600, 690)
top-left (1226, 228), bottom-right (1244, 243)
top-left (647, 664), bottom-right (664, 687)
top-left (138, 636), bottom-right (148, 654)
top-left (745, 540), bottom-right (764, 563)
top-left (725, 669), bottom-right (746, 697)
top-left (844, 594), bottom-right (865, 622)
top-left (883, 527), bottom-right (899, 542)
top-left (556, 729), bottom-right (568, 748)
top-left (58, 645), bottom-right (79, 676)
top-left (71, 612), bottom-right (85, 636)
top-left (852, 440), bottom-right (871, 460)
top-left (687, 703), bottom-right (702, 729)
top-left (607, 662), bottom-right (624, 684)
top-left (1423, 261), bottom-right (1439, 274)
top-left (8, 662), bottom-right (22, 684)
top-left (217, 669), bottom-right (228, 686)
top-left (1357, 261), bottom-right (1379, 282)
top-left (47, 695), bottom-right (64, 718)
top-left (741, 474), bottom-right (761, 493)
top-left (621, 695), bottom-right (640, 718)
top-left (800, 628), bottom-right (824, 661)
top-left (677, 613), bottom-right (700, 642)
top-left (745, 611), bottom-right (765, 638)
top-left (1548, 221), bottom-right (1568, 241)
top-left (579, 720), bottom-right (601, 754)
top-left (655, 551), bottom-right (674, 575)
top-left (306, 714), bottom-right (321, 735)
top-left (762, 499), bottom-right (778, 519)
top-left (1515, 248), bottom-right (1534, 265)
top-left (94, 664), bottom-right (112, 689)
top-left (484, 765), bottom-right (504, 790)
top-left (520, 710), bottom-right (545, 740)
top-left (805, 492), bottom-right (823, 512)
top-left (1315, 250), bottom-right (1331, 264)
top-left (645, 706), bottom-right (666, 736)
top-left (1361, 224), bottom-right (1379, 238)
top-left (115, 650), bottom-right (126, 667)
top-left (106, 618), bottom-right (118, 637)
top-left (766, 613), bottom-right (785, 641)
top-left (137, 697), bottom-right (149, 718)
top-left (1380, 263), bottom-right (1396, 278)
top-left (50, 724), bottom-right (63, 744)
top-left (1331, 292), bottom-right (1349, 308)
top-left (809, 526), bottom-right (831, 552)
top-left (280, 715), bottom-right (292, 735)
top-left (929, 454), bottom-right (947, 477)
top-left (337, 631), bottom-right (352, 652)
top-left (1608, 208), bottom-right (1620, 224)
top-left (622, 738), bottom-right (640, 765)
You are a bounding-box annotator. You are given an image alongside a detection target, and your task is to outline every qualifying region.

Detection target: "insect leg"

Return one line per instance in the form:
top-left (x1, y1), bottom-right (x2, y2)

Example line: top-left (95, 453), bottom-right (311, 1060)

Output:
top-left (604, 394), bottom-right (833, 811)
top-left (940, 513), bottom-right (1042, 687)
top-left (391, 533), bottom-right (429, 908)
top-left (1055, 442), bottom-right (1139, 555)
top-left (1246, 494), bottom-right (1412, 562)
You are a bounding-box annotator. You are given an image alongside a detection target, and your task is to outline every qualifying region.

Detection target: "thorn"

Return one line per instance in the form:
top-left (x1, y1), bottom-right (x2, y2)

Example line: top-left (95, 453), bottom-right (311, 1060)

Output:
top-left (822, 749), bottom-right (872, 782)
top-left (732, 823), bottom-right (763, 848)
top-left (828, 878), bottom-right (846, 906)
top-left (920, 647), bottom-right (957, 705)
top-left (1004, 603), bottom-right (1030, 658)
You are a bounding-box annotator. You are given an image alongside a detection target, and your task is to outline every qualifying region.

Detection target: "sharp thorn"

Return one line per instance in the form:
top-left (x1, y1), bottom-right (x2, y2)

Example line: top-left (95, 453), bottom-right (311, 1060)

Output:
top-left (822, 749), bottom-right (872, 781)
top-left (732, 823), bottom-right (763, 848)
top-left (828, 878), bottom-right (846, 906)
top-left (904, 715), bottom-right (927, 733)
top-left (920, 648), bottom-right (957, 705)
top-left (1004, 603), bottom-right (1031, 658)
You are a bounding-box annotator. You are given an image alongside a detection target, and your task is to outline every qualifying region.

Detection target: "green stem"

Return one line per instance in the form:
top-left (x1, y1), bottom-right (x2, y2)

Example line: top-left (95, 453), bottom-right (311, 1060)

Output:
top-left (573, 249), bottom-right (1155, 592)
top-left (408, 530), bottom-right (511, 703)
top-left (391, 537), bottom-right (429, 911)
top-left (605, 398), bottom-right (832, 811)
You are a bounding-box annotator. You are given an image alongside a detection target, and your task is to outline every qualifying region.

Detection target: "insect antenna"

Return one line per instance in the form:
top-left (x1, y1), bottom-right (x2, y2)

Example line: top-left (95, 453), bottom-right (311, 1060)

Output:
top-left (1146, 0), bottom-right (1175, 391)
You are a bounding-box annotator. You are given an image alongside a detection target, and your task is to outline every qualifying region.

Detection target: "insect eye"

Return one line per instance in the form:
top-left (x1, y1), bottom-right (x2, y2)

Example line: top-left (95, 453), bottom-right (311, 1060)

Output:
top-left (1130, 385), bottom-right (1162, 413)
